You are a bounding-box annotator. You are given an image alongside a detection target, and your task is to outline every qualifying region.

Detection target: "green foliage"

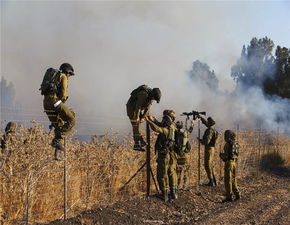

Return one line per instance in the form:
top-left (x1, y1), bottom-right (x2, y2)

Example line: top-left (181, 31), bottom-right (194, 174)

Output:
top-left (264, 46), bottom-right (290, 98)
top-left (231, 37), bottom-right (275, 87)
top-left (189, 60), bottom-right (219, 90)
top-left (231, 37), bottom-right (290, 99)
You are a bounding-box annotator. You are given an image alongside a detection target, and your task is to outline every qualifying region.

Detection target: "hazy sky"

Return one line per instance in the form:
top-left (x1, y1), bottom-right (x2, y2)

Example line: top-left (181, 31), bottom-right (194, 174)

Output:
top-left (1, 0), bottom-right (290, 133)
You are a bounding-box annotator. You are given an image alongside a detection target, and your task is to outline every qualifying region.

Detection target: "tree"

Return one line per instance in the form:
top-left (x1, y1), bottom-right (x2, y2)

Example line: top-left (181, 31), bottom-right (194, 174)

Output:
top-left (263, 46), bottom-right (290, 98)
top-left (231, 37), bottom-right (275, 88)
top-left (188, 60), bottom-right (219, 91)
top-left (1, 76), bottom-right (16, 108)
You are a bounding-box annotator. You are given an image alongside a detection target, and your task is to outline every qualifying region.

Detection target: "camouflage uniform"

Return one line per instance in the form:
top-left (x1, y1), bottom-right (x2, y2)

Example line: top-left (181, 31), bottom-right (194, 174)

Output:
top-left (126, 87), bottom-right (152, 146)
top-left (42, 64), bottom-right (76, 160)
top-left (1, 122), bottom-right (17, 155)
top-left (220, 130), bottom-right (240, 201)
top-left (199, 117), bottom-right (217, 186)
top-left (126, 85), bottom-right (161, 151)
top-left (175, 121), bottom-right (194, 188)
top-left (43, 73), bottom-right (76, 146)
top-left (148, 115), bottom-right (178, 201)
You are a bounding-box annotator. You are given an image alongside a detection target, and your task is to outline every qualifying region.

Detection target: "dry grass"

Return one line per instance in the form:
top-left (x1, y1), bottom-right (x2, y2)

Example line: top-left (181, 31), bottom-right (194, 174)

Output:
top-left (0, 123), bottom-right (290, 224)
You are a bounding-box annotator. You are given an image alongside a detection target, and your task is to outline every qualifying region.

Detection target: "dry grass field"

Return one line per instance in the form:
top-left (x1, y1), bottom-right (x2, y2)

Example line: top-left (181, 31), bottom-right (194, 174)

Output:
top-left (0, 122), bottom-right (289, 224)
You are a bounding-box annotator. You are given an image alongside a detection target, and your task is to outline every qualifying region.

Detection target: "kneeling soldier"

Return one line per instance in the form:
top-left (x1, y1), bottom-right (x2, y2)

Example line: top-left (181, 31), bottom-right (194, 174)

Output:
top-left (220, 130), bottom-right (241, 202)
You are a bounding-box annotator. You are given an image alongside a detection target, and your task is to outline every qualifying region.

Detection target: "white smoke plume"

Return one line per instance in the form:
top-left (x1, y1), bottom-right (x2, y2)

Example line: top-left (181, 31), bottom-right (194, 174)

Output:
top-left (1, 1), bottom-right (290, 136)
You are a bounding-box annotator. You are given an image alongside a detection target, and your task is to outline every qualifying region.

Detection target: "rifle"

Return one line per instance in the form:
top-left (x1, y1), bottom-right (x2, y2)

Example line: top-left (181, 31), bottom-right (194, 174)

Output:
top-left (181, 110), bottom-right (206, 120)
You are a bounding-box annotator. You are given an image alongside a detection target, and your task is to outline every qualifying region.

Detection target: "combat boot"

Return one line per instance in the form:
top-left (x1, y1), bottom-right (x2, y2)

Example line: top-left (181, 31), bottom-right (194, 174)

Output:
top-left (51, 138), bottom-right (65, 151)
top-left (206, 180), bottom-right (215, 186)
top-left (54, 149), bottom-right (66, 161)
top-left (170, 187), bottom-right (178, 200)
top-left (162, 190), bottom-right (169, 202)
top-left (222, 197), bottom-right (233, 203)
top-left (235, 194), bottom-right (241, 201)
top-left (133, 144), bottom-right (145, 152)
top-left (139, 139), bottom-right (147, 148)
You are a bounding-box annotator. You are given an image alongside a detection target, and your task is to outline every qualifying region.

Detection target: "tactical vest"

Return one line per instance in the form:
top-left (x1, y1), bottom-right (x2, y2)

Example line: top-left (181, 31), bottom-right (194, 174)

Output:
top-left (230, 141), bottom-right (239, 160)
top-left (155, 124), bottom-right (175, 155)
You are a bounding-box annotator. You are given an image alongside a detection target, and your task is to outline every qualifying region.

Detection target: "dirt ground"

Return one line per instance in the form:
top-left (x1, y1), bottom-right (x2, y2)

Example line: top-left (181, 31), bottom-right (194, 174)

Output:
top-left (44, 166), bottom-right (290, 225)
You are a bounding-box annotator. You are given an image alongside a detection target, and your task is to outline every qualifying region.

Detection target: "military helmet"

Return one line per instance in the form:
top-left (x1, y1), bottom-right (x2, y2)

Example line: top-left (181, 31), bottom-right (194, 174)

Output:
top-left (163, 109), bottom-right (176, 121)
top-left (224, 130), bottom-right (236, 142)
top-left (59, 63), bottom-right (74, 75)
top-left (176, 121), bottom-right (183, 129)
top-left (151, 88), bottom-right (161, 103)
top-left (5, 122), bottom-right (17, 133)
top-left (207, 117), bottom-right (215, 126)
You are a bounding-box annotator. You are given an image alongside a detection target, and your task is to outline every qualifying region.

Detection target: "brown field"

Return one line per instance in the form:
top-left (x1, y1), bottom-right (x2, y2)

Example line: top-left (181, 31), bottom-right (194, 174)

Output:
top-left (0, 122), bottom-right (290, 224)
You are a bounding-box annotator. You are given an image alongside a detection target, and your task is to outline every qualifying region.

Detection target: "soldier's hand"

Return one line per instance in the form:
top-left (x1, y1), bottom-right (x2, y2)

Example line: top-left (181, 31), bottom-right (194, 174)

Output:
top-left (144, 116), bottom-right (153, 121)
top-left (140, 118), bottom-right (145, 123)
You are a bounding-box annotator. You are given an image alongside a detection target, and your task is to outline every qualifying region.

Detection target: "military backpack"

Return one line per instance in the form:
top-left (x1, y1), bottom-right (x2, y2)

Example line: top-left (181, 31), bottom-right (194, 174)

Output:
top-left (174, 129), bottom-right (191, 156)
top-left (130, 84), bottom-right (151, 100)
top-left (39, 68), bottom-right (61, 95)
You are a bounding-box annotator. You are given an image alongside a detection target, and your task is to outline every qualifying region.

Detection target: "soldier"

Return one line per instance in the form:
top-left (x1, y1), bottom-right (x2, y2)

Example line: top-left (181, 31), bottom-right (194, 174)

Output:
top-left (220, 130), bottom-right (241, 202)
top-left (1, 122), bottom-right (17, 155)
top-left (175, 120), bottom-right (194, 189)
top-left (40, 63), bottom-right (76, 160)
top-left (197, 115), bottom-right (218, 186)
top-left (126, 85), bottom-right (161, 152)
top-left (146, 111), bottom-right (177, 202)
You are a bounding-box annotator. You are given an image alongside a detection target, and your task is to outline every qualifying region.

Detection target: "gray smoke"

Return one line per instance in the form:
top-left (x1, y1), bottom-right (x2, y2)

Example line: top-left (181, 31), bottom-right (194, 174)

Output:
top-left (1, 1), bottom-right (289, 136)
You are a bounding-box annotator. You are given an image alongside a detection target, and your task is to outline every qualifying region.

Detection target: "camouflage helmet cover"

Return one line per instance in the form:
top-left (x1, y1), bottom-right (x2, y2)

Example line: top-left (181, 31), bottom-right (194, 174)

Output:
top-left (151, 88), bottom-right (161, 103)
top-left (224, 130), bottom-right (236, 142)
top-left (207, 117), bottom-right (215, 126)
top-left (59, 63), bottom-right (74, 75)
top-left (163, 109), bottom-right (176, 121)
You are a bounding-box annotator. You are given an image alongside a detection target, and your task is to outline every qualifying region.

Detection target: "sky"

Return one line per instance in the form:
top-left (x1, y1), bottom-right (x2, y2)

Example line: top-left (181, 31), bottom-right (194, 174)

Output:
top-left (1, 0), bottom-right (290, 134)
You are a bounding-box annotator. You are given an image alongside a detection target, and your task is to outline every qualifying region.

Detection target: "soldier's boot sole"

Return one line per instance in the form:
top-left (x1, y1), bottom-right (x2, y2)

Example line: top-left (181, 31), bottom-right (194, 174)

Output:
top-left (133, 145), bottom-right (145, 152)
top-left (222, 198), bottom-right (233, 203)
top-left (139, 139), bottom-right (148, 147)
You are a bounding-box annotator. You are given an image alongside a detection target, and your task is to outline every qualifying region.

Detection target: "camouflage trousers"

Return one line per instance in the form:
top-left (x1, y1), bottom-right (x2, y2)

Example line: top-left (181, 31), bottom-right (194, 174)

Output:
top-left (43, 98), bottom-right (76, 143)
top-left (156, 151), bottom-right (178, 192)
top-left (224, 160), bottom-right (240, 198)
top-left (176, 153), bottom-right (190, 188)
top-left (129, 120), bottom-right (144, 144)
top-left (126, 105), bottom-right (145, 145)
top-left (204, 146), bottom-right (215, 183)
